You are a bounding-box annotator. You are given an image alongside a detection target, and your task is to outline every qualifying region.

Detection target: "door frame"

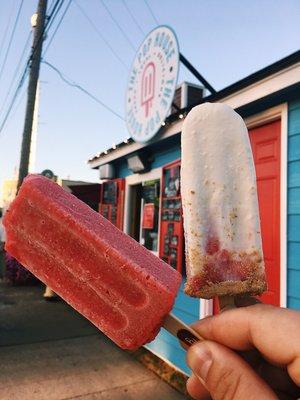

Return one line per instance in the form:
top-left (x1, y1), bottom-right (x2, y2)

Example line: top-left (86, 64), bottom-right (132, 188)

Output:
top-left (123, 167), bottom-right (162, 244)
top-left (200, 103), bottom-right (288, 318)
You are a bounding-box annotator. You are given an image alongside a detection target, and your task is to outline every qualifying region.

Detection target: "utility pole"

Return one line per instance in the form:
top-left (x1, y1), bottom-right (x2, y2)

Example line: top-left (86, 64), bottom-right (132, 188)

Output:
top-left (17, 0), bottom-right (47, 191)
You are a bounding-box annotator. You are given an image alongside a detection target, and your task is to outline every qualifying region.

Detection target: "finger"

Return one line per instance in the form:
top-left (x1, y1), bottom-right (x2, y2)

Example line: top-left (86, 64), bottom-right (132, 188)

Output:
top-left (186, 373), bottom-right (210, 400)
top-left (191, 304), bottom-right (300, 385)
top-left (259, 361), bottom-right (300, 398)
top-left (187, 341), bottom-right (277, 400)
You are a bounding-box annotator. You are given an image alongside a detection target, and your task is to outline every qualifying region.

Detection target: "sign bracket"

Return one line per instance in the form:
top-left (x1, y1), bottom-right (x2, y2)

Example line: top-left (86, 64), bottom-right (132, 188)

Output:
top-left (179, 53), bottom-right (216, 95)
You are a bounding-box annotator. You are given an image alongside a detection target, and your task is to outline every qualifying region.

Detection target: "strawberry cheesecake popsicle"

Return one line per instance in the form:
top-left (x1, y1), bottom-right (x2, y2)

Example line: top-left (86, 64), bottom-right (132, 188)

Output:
top-left (4, 175), bottom-right (182, 349)
top-left (181, 102), bottom-right (267, 299)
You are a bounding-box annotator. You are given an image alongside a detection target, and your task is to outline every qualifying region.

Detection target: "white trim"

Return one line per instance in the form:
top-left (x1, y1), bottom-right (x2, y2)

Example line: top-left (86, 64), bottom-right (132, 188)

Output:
top-left (280, 104), bottom-right (288, 308)
top-left (220, 63), bottom-right (300, 110)
top-left (245, 103), bottom-right (288, 308)
top-left (245, 104), bottom-right (286, 128)
top-left (200, 104), bottom-right (288, 317)
top-left (88, 63), bottom-right (299, 168)
top-left (89, 120), bottom-right (183, 169)
top-left (123, 167), bottom-right (162, 235)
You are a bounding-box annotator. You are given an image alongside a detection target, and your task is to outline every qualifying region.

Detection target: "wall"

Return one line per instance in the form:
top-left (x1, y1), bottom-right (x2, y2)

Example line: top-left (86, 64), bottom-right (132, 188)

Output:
top-left (287, 100), bottom-right (300, 309)
top-left (114, 134), bottom-right (181, 178)
top-left (145, 281), bottom-right (198, 375)
top-left (114, 136), bottom-right (199, 374)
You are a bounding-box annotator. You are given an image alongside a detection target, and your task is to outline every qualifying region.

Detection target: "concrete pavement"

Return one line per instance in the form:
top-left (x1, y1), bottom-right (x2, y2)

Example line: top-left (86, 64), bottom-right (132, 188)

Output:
top-left (0, 282), bottom-right (188, 400)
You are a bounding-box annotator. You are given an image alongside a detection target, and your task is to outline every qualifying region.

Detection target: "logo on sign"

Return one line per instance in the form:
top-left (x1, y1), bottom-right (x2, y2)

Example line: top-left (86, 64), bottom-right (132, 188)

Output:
top-left (141, 62), bottom-right (155, 117)
top-left (126, 26), bottom-right (179, 143)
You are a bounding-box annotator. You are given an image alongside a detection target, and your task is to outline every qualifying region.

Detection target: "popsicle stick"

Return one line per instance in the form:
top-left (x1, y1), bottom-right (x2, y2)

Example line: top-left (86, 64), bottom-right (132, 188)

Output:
top-left (163, 313), bottom-right (203, 350)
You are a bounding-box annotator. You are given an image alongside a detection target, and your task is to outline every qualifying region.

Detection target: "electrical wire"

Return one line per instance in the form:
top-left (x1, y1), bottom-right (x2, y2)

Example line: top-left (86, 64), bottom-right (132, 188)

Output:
top-left (48, 0), bottom-right (58, 14)
top-left (5, 80), bottom-right (28, 128)
top-left (98, 0), bottom-right (136, 51)
top-left (0, 1), bottom-right (16, 67)
top-left (27, 0), bottom-right (64, 65)
top-left (44, 0), bottom-right (65, 36)
top-left (43, 0), bottom-right (72, 56)
top-left (121, 0), bottom-right (145, 36)
top-left (0, 30), bottom-right (32, 119)
top-left (143, 0), bottom-right (159, 25)
top-left (73, 0), bottom-right (128, 70)
top-left (0, 67), bottom-right (28, 136)
top-left (0, 0), bottom-right (25, 85)
top-left (0, 0), bottom-right (65, 137)
top-left (43, 60), bottom-right (125, 121)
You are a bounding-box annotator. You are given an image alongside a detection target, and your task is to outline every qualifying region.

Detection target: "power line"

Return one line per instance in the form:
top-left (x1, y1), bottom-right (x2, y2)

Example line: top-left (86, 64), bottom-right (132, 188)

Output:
top-left (6, 82), bottom-right (28, 128)
top-left (26, 0), bottom-right (64, 65)
top-left (48, 0), bottom-right (58, 13)
top-left (43, 60), bottom-right (125, 121)
top-left (99, 0), bottom-right (136, 51)
top-left (73, 0), bottom-right (128, 70)
top-left (121, 0), bottom-right (145, 36)
top-left (26, 0), bottom-right (64, 66)
top-left (0, 68), bottom-right (28, 136)
top-left (0, 1), bottom-right (16, 67)
top-left (0, 0), bottom-right (25, 85)
top-left (143, 0), bottom-right (159, 25)
top-left (0, 0), bottom-right (64, 137)
top-left (0, 30), bottom-right (32, 120)
top-left (44, 0), bottom-right (65, 35)
top-left (43, 0), bottom-right (72, 56)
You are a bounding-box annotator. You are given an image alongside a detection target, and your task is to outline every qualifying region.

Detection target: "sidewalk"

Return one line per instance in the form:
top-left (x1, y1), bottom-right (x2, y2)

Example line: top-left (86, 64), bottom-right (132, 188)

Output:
top-left (0, 282), bottom-right (187, 400)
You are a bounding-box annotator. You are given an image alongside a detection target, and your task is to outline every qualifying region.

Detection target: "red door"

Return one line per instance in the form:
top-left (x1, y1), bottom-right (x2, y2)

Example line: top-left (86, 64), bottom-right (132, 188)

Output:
top-left (249, 120), bottom-right (281, 306)
top-left (213, 119), bottom-right (281, 313)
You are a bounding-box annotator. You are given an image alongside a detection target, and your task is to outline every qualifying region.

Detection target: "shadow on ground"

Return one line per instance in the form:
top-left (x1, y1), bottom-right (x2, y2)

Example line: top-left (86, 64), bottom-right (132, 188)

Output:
top-left (0, 281), bottom-right (187, 400)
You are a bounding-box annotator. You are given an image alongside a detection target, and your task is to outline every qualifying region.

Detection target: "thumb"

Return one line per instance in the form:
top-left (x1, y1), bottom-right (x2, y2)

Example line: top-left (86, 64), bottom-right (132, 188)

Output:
top-left (187, 341), bottom-right (277, 400)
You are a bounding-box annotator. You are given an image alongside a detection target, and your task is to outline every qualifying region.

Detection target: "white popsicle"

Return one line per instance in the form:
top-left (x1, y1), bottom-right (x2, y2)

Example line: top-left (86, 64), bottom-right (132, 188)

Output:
top-left (181, 103), bottom-right (266, 299)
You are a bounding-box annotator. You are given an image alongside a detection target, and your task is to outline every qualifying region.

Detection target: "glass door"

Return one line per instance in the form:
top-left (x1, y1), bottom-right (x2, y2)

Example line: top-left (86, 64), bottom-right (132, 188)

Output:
top-left (139, 179), bottom-right (160, 255)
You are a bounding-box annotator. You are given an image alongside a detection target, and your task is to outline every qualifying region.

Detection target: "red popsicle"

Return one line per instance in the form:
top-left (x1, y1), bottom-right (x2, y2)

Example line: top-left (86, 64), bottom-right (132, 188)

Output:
top-left (3, 175), bottom-right (182, 349)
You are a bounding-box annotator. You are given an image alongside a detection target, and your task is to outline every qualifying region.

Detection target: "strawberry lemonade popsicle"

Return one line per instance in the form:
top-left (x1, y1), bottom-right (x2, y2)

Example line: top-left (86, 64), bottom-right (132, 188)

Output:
top-left (4, 175), bottom-right (181, 349)
top-left (181, 103), bottom-right (267, 299)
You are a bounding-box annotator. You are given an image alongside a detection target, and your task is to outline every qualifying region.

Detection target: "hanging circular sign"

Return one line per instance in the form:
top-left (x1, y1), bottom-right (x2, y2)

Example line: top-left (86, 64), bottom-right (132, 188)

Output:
top-left (126, 25), bottom-right (179, 143)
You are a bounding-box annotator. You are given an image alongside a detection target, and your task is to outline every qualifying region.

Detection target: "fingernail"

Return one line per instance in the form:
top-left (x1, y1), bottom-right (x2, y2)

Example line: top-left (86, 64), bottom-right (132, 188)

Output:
top-left (187, 345), bottom-right (213, 383)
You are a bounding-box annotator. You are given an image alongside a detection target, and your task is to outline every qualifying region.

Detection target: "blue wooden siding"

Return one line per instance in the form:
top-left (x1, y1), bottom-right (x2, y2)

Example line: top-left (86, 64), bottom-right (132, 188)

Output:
top-left (287, 100), bottom-right (300, 309)
top-left (145, 281), bottom-right (199, 375)
top-left (139, 141), bottom-right (198, 374)
top-left (114, 135), bottom-right (181, 177)
top-left (151, 146), bottom-right (181, 169)
top-left (114, 138), bottom-right (198, 374)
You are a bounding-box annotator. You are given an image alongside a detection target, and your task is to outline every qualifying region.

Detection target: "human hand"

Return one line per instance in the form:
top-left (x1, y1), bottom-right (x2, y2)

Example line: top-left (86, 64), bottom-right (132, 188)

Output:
top-left (186, 301), bottom-right (300, 400)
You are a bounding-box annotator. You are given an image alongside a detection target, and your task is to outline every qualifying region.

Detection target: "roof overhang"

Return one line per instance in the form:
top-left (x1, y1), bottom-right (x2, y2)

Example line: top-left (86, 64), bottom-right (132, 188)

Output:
top-left (88, 51), bottom-right (300, 169)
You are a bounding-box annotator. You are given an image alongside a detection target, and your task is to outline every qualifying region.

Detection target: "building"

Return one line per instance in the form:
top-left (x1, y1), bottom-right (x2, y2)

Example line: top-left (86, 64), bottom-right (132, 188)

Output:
top-left (1, 179), bottom-right (18, 210)
top-left (88, 50), bottom-right (300, 374)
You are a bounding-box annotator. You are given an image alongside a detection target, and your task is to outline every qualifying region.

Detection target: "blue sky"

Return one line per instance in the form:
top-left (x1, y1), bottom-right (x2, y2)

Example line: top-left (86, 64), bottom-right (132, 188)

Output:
top-left (0, 0), bottom-right (299, 197)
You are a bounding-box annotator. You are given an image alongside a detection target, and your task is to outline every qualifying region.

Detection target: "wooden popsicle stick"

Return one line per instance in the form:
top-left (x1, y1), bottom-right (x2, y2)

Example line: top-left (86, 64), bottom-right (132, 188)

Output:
top-left (219, 295), bottom-right (236, 311)
top-left (163, 313), bottom-right (204, 350)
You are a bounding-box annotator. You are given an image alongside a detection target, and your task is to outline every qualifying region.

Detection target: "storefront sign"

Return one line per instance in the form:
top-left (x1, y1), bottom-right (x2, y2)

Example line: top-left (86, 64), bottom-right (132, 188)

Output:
top-left (126, 26), bottom-right (179, 143)
top-left (142, 203), bottom-right (155, 229)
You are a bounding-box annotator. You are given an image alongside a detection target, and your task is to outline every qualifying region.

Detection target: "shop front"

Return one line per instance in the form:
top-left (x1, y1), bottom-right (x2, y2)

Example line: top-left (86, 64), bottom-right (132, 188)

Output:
top-left (88, 49), bottom-right (300, 374)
